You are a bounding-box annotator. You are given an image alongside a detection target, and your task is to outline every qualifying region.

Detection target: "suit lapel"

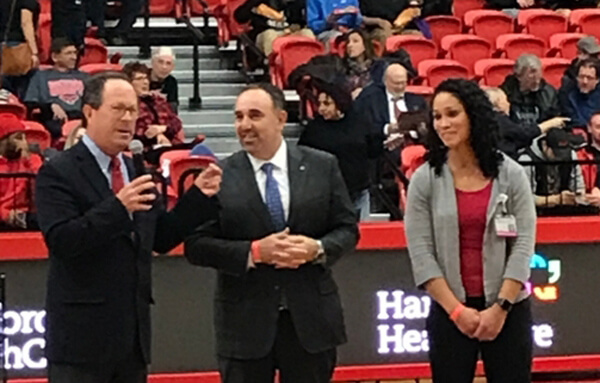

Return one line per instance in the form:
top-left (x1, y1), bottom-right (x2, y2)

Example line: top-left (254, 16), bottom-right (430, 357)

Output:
top-left (380, 86), bottom-right (390, 123)
top-left (73, 142), bottom-right (113, 201)
top-left (286, 144), bottom-right (306, 229)
top-left (234, 153), bottom-right (275, 231)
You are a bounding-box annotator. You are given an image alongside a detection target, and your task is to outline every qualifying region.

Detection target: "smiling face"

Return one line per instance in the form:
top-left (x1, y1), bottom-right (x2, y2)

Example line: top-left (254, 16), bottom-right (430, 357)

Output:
top-left (432, 91), bottom-right (471, 150)
top-left (234, 88), bottom-right (286, 160)
top-left (84, 79), bottom-right (139, 156)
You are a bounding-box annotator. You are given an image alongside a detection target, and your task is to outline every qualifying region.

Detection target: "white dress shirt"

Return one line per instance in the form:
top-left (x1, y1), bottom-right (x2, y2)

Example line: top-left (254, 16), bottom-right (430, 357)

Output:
top-left (246, 139), bottom-right (290, 220)
top-left (384, 90), bottom-right (408, 135)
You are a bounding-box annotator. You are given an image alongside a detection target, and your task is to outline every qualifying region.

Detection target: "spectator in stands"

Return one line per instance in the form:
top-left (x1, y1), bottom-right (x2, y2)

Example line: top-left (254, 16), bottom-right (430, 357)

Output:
top-left (344, 29), bottom-right (377, 98)
top-left (0, 0), bottom-right (40, 97)
top-left (559, 58), bottom-right (600, 128)
top-left (298, 76), bottom-right (383, 220)
top-left (63, 124), bottom-right (85, 150)
top-left (0, 113), bottom-right (41, 230)
top-left (361, 0), bottom-right (433, 43)
top-left (583, 112), bottom-right (600, 205)
top-left (518, 128), bottom-right (585, 207)
top-left (405, 79), bottom-right (536, 383)
top-left (501, 54), bottom-right (561, 126)
top-left (486, 87), bottom-right (570, 159)
top-left (234, 0), bottom-right (315, 56)
top-left (24, 38), bottom-right (88, 140)
top-left (485, 0), bottom-right (597, 13)
top-left (150, 47), bottom-right (179, 114)
top-left (111, 0), bottom-right (144, 45)
top-left (307, 0), bottom-right (363, 48)
top-left (123, 62), bottom-right (184, 151)
top-left (562, 36), bottom-right (600, 90)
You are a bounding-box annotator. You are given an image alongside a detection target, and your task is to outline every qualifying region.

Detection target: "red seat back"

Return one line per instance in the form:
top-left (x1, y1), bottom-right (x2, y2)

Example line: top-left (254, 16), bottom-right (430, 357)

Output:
top-left (0, 93), bottom-right (27, 120)
top-left (270, 37), bottom-right (324, 88)
top-left (497, 34), bottom-right (546, 60)
top-left (549, 33), bottom-right (586, 60)
top-left (37, 14), bottom-right (52, 64)
top-left (170, 156), bottom-right (217, 196)
top-left (149, 0), bottom-right (175, 15)
top-left (23, 122), bottom-right (51, 152)
top-left (525, 14), bottom-right (568, 46)
top-left (80, 63), bottom-right (123, 74)
top-left (569, 9), bottom-right (600, 29)
top-left (541, 58), bottom-right (571, 89)
top-left (406, 85), bottom-right (434, 103)
top-left (159, 149), bottom-right (191, 176)
top-left (452, 0), bottom-right (485, 19)
top-left (418, 59), bottom-right (469, 88)
top-left (424, 16), bottom-right (462, 48)
top-left (442, 35), bottom-right (492, 76)
top-left (79, 38), bottom-right (108, 66)
top-left (386, 36), bottom-right (438, 70)
top-left (474, 58), bottom-right (515, 87)
top-left (465, 10), bottom-right (514, 48)
top-left (580, 14), bottom-right (600, 41)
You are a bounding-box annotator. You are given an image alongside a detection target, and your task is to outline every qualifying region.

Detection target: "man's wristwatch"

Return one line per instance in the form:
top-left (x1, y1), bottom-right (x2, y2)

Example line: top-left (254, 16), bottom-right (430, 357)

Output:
top-left (316, 240), bottom-right (325, 256)
top-left (495, 298), bottom-right (514, 313)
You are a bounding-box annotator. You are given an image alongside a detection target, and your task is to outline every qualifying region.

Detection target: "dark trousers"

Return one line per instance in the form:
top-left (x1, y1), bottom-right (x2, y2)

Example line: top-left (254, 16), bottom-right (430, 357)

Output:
top-left (85, 0), bottom-right (107, 37)
top-left (218, 310), bottom-right (337, 383)
top-left (113, 0), bottom-right (143, 37)
top-left (48, 348), bottom-right (147, 383)
top-left (426, 297), bottom-right (533, 383)
top-left (51, 0), bottom-right (86, 47)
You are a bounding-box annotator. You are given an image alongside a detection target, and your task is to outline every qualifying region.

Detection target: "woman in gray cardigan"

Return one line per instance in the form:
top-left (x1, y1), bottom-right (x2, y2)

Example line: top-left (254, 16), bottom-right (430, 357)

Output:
top-left (405, 79), bottom-right (536, 383)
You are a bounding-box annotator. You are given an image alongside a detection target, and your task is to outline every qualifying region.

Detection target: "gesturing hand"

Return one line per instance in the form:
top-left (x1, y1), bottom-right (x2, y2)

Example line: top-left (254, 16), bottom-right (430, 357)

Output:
top-left (116, 174), bottom-right (156, 213)
top-left (473, 304), bottom-right (507, 341)
top-left (453, 307), bottom-right (481, 338)
top-left (51, 104), bottom-right (68, 121)
top-left (193, 163), bottom-right (222, 197)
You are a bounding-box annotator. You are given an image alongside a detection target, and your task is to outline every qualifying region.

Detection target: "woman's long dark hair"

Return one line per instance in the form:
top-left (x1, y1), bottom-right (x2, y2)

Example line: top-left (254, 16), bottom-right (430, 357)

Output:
top-left (426, 78), bottom-right (503, 178)
top-left (344, 29), bottom-right (376, 62)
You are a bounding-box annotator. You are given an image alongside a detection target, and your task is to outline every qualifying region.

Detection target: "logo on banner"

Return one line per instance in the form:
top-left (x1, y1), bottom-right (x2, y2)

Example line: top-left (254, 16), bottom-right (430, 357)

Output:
top-left (528, 253), bottom-right (561, 303)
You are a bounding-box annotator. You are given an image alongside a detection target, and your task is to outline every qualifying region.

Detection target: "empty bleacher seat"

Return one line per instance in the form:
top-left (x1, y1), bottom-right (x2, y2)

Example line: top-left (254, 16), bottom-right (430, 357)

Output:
top-left (149, 0), bottom-right (175, 15)
top-left (496, 33), bottom-right (546, 60)
top-left (424, 16), bottom-right (462, 48)
top-left (418, 59), bottom-right (469, 88)
top-left (452, 0), bottom-right (486, 19)
top-left (570, 10), bottom-right (600, 40)
top-left (170, 156), bottom-right (216, 197)
top-left (464, 10), bottom-right (514, 48)
top-left (441, 34), bottom-right (492, 76)
top-left (79, 38), bottom-right (109, 66)
top-left (548, 33), bottom-right (586, 59)
top-left (269, 36), bottom-right (324, 89)
top-left (80, 63), bottom-right (123, 74)
top-left (521, 12), bottom-right (568, 46)
top-left (474, 58), bottom-right (515, 87)
top-left (386, 36), bottom-right (438, 70)
top-left (406, 85), bottom-right (434, 102)
top-left (540, 57), bottom-right (571, 89)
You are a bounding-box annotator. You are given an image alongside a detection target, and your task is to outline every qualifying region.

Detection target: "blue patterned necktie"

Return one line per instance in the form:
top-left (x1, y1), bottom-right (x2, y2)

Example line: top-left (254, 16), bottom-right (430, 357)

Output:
top-left (261, 163), bottom-right (286, 231)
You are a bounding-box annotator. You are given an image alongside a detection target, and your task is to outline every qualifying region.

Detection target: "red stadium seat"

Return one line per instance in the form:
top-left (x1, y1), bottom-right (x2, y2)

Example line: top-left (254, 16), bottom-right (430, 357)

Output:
top-left (496, 33), bottom-right (546, 60)
top-left (80, 63), bottom-right (123, 74)
top-left (170, 156), bottom-right (216, 196)
top-left (541, 58), bottom-right (571, 89)
top-left (548, 33), bottom-right (586, 59)
top-left (424, 16), bottom-right (462, 48)
top-left (474, 58), bottom-right (514, 86)
top-left (79, 38), bottom-right (108, 66)
top-left (464, 10), bottom-right (514, 48)
top-left (269, 36), bottom-right (324, 89)
top-left (23, 121), bottom-right (51, 152)
top-left (452, 0), bottom-right (486, 19)
top-left (418, 59), bottom-right (469, 88)
top-left (573, 13), bottom-right (600, 40)
top-left (406, 85), bottom-right (434, 102)
top-left (0, 93), bottom-right (27, 119)
top-left (523, 13), bottom-right (568, 46)
top-left (37, 14), bottom-right (52, 64)
top-left (61, 119), bottom-right (82, 139)
top-left (570, 9), bottom-right (600, 33)
top-left (441, 35), bottom-right (492, 76)
top-left (149, 0), bottom-right (175, 15)
top-left (386, 36), bottom-right (438, 70)
top-left (517, 8), bottom-right (556, 29)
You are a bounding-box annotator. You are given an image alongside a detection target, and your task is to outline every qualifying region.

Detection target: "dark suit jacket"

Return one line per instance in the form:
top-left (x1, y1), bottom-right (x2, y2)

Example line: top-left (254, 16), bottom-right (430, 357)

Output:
top-left (35, 141), bottom-right (219, 365)
top-left (184, 144), bottom-right (359, 359)
top-left (354, 83), bottom-right (429, 136)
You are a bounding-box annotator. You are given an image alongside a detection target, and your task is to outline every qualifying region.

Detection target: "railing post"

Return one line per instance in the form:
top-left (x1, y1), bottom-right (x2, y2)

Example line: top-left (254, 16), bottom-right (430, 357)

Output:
top-left (139, 0), bottom-right (151, 59)
top-left (189, 32), bottom-right (202, 110)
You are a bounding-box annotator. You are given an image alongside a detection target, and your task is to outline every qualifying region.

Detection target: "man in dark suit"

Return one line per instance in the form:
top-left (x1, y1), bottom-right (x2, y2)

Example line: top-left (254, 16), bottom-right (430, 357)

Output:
top-left (355, 63), bottom-right (429, 214)
top-left (184, 83), bottom-right (359, 383)
top-left (35, 71), bottom-right (222, 383)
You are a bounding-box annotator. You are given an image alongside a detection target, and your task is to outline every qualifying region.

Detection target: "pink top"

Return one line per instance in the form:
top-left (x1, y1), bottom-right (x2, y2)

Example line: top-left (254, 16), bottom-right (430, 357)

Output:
top-left (456, 182), bottom-right (493, 298)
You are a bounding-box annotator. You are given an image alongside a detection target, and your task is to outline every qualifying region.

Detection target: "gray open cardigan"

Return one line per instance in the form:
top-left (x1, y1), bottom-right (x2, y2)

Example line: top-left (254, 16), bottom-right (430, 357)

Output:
top-left (405, 154), bottom-right (536, 305)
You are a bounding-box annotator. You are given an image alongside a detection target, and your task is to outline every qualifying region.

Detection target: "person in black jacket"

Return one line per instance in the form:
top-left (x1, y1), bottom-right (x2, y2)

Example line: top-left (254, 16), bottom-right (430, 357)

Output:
top-left (234, 0), bottom-right (314, 56)
top-left (486, 87), bottom-right (569, 159)
top-left (562, 36), bottom-right (600, 91)
top-left (298, 77), bottom-right (383, 219)
top-left (501, 54), bottom-right (561, 126)
top-left (36, 71), bottom-right (222, 383)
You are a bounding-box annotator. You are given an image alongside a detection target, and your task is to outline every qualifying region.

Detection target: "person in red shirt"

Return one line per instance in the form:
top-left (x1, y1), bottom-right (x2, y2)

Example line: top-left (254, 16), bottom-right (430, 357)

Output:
top-left (0, 113), bottom-right (43, 229)
top-left (122, 62), bottom-right (184, 151)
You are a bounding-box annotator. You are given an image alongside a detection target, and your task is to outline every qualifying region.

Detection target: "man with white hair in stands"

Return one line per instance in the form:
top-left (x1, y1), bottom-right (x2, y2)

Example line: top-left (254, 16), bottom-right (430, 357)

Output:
top-left (500, 54), bottom-right (561, 127)
top-left (150, 47), bottom-right (179, 114)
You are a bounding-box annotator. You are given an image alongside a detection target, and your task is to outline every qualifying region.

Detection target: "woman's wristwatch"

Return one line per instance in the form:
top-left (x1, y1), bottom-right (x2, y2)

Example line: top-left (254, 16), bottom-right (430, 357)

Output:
top-left (495, 298), bottom-right (514, 313)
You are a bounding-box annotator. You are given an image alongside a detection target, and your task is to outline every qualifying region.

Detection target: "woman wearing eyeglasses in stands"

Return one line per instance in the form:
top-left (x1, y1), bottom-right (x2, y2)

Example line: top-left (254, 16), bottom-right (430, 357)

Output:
top-left (405, 79), bottom-right (536, 383)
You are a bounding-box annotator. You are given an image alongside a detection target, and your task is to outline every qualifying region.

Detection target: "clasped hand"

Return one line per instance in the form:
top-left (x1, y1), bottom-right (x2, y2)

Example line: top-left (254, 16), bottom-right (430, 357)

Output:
top-left (454, 304), bottom-right (507, 342)
top-left (255, 228), bottom-right (320, 269)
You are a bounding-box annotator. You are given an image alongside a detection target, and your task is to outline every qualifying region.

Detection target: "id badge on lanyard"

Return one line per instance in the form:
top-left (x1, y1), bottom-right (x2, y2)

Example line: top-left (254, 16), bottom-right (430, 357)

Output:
top-left (494, 193), bottom-right (517, 238)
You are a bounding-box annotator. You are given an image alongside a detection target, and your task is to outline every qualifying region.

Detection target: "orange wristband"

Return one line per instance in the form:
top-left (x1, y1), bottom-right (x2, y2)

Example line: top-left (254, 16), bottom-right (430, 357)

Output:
top-left (449, 303), bottom-right (465, 322)
top-left (251, 241), bottom-right (261, 263)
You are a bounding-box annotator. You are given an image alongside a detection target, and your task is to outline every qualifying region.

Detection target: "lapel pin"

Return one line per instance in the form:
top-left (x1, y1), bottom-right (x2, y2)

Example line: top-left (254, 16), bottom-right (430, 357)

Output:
top-left (299, 165), bottom-right (306, 171)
